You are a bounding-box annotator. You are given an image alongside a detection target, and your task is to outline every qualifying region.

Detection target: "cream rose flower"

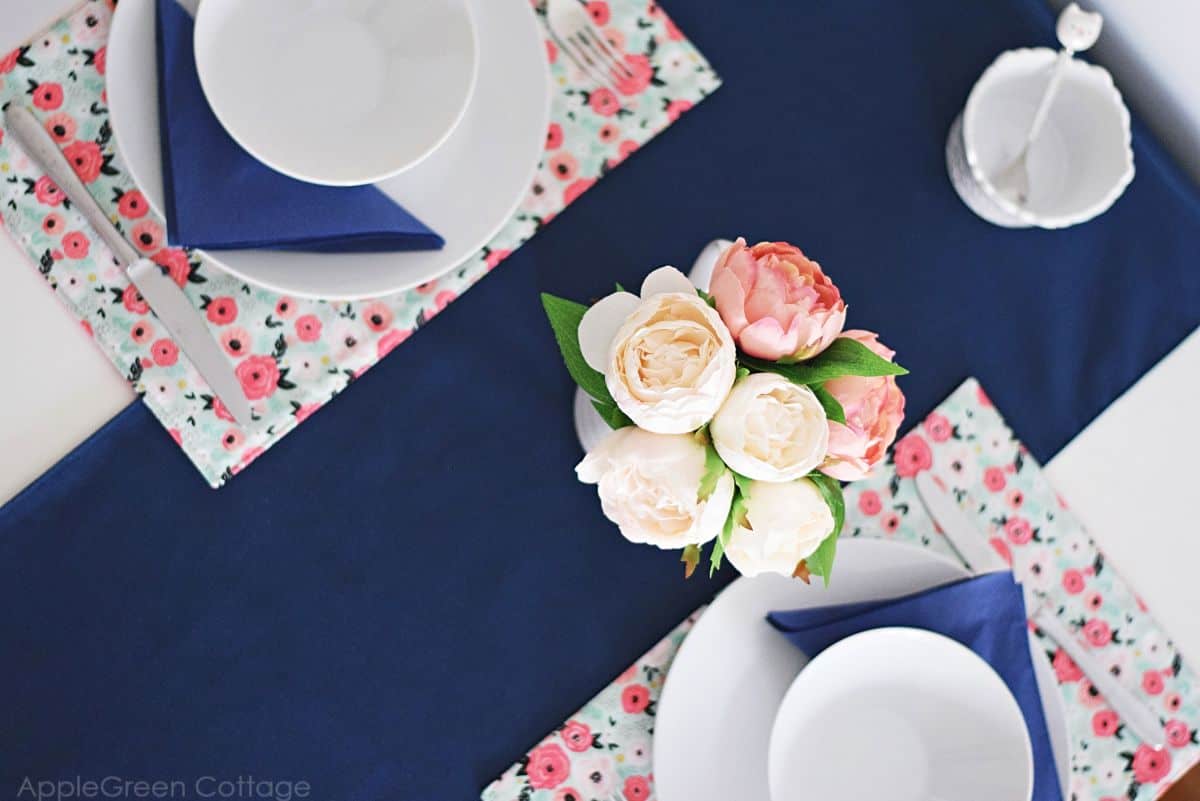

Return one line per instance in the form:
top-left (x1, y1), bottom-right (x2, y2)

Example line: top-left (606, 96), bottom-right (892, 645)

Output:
top-left (725, 478), bottom-right (835, 577)
top-left (710, 373), bottom-right (829, 482)
top-left (576, 426), bottom-right (734, 549)
top-left (578, 266), bottom-right (737, 434)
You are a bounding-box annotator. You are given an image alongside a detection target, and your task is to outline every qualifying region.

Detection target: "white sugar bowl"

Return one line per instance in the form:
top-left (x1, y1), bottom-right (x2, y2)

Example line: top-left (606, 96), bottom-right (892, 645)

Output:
top-left (947, 48), bottom-right (1134, 228)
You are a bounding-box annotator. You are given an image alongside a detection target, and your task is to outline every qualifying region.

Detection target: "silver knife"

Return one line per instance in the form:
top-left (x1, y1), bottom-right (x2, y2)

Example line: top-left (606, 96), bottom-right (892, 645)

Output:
top-left (915, 471), bottom-right (1008, 573)
top-left (5, 104), bottom-right (253, 428)
top-left (915, 470), bottom-right (1167, 748)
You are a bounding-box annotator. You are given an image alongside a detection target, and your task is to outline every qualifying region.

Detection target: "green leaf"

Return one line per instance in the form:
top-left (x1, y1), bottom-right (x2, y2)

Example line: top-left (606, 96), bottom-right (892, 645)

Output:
top-left (742, 337), bottom-right (908, 385)
top-left (541, 293), bottom-right (630, 430)
top-left (681, 544), bottom-right (701, 579)
top-left (591, 399), bottom-right (633, 429)
top-left (735, 365), bottom-right (750, 381)
top-left (731, 470), bottom-right (754, 501)
top-left (696, 288), bottom-right (717, 309)
top-left (806, 473), bottom-right (846, 587)
top-left (615, 282), bottom-right (627, 292)
top-left (697, 443), bottom-right (727, 501)
top-left (810, 384), bottom-right (846, 425)
top-left (710, 492), bottom-right (747, 577)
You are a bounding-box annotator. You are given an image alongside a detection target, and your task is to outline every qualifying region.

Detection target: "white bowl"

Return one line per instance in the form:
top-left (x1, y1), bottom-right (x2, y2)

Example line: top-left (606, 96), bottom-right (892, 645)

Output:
top-left (193, 0), bottom-right (478, 186)
top-left (768, 627), bottom-right (1033, 801)
top-left (950, 47), bottom-right (1134, 228)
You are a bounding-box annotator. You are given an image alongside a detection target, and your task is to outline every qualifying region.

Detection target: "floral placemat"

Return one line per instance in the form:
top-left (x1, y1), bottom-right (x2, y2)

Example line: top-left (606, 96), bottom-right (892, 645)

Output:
top-left (483, 378), bottom-right (1199, 801)
top-left (0, 0), bottom-right (720, 487)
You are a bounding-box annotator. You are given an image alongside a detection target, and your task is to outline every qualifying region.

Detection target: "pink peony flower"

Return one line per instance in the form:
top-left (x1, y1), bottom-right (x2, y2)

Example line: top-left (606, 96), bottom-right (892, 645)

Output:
top-left (615, 54), bottom-right (653, 96)
top-left (294, 314), bottom-right (322, 342)
top-left (526, 743), bottom-right (570, 790)
top-left (1131, 744), bottom-right (1171, 784)
top-left (63, 140), bottom-right (101, 182)
top-left (205, 296), bottom-right (238, 326)
top-left (819, 330), bottom-right (905, 481)
top-left (1165, 719), bottom-right (1192, 749)
top-left (152, 248), bottom-right (191, 286)
top-left (293, 403), bottom-right (321, 424)
top-left (235, 355), bottom-right (280, 401)
top-left (151, 338), bottom-right (178, 367)
top-left (589, 88), bottom-right (620, 116)
top-left (857, 490), bottom-right (882, 516)
top-left (1062, 569), bottom-right (1085, 595)
top-left (219, 327), bottom-right (251, 358)
top-left (376, 328), bottom-right (410, 359)
top-left (623, 776), bottom-right (650, 801)
top-left (62, 230), bottom-right (89, 259)
top-left (220, 428), bottom-right (245, 452)
top-left (361, 301), bottom-right (393, 332)
top-left (130, 320), bottom-right (154, 344)
top-left (32, 81), bottom-right (64, 111)
top-left (709, 238), bottom-right (846, 362)
top-left (1082, 618), bottom-right (1112, 647)
top-left (560, 720), bottom-right (591, 753)
top-left (275, 297), bottom-right (297, 318)
top-left (1052, 648), bottom-right (1083, 683)
top-left (1004, 516), bottom-right (1033, 545)
top-left (586, 1), bottom-right (610, 25)
top-left (33, 175), bottom-right (65, 206)
top-left (1091, 709), bottom-right (1119, 737)
top-left (211, 396), bottom-right (236, 423)
top-left (1143, 670), bottom-right (1165, 695)
top-left (665, 98), bottom-right (693, 122)
top-left (130, 219), bottom-right (163, 252)
top-left (122, 284), bottom-right (148, 314)
top-left (983, 466), bottom-right (1006, 492)
top-left (892, 433), bottom-right (931, 478)
top-left (41, 213), bottom-right (64, 235)
top-left (44, 112), bottom-right (76, 143)
top-left (117, 189), bottom-right (149, 219)
top-left (0, 48), bottom-right (20, 74)
top-left (548, 151), bottom-right (578, 182)
top-left (621, 684), bottom-right (650, 714)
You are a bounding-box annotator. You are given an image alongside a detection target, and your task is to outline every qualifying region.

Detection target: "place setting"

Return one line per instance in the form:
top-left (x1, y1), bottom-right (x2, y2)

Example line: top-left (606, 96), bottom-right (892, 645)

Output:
top-left (0, 0), bottom-right (719, 485)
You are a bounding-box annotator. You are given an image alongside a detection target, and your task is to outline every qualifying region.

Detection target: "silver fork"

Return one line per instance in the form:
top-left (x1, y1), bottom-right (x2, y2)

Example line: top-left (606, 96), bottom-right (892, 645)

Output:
top-left (545, 0), bottom-right (635, 97)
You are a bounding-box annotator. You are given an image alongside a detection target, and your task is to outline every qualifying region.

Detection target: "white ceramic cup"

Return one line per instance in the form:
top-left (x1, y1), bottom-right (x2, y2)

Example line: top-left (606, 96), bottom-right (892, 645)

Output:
top-left (768, 627), bottom-right (1034, 801)
top-left (946, 48), bottom-right (1134, 228)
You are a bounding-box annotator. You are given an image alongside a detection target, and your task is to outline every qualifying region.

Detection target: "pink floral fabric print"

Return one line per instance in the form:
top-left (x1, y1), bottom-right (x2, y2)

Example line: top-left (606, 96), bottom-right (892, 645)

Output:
top-left (842, 378), bottom-right (1199, 801)
top-left (486, 379), bottom-right (1198, 801)
top-left (482, 612), bottom-right (697, 801)
top-left (0, 0), bottom-right (721, 487)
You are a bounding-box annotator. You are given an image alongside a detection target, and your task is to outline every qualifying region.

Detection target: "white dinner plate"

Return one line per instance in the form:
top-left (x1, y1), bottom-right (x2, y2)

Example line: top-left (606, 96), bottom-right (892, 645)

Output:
top-left (107, 0), bottom-right (550, 299)
top-left (653, 538), bottom-right (1070, 801)
top-left (193, 0), bottom-right (478, 186)
top-left (769, 628), bottom-right (1033, 801)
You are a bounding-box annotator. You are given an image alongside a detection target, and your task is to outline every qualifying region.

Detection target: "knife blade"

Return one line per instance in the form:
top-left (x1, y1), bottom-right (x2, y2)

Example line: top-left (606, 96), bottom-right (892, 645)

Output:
top-left (916, 470), bottom-right (1167, 748)
top-left (915, 471), bottom-right (1008, 573)
top-left (5, 104), bottom-right (253, 428)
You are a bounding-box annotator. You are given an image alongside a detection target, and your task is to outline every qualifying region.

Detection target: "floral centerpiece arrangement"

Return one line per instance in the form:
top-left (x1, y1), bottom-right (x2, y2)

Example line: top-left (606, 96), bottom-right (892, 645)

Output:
top-left (542, 239), bottom-right (908, 583)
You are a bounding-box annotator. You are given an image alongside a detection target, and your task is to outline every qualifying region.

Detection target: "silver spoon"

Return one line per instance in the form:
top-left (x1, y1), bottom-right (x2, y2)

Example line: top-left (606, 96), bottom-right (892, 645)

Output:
top-left (991, 3), bottom-right (1103, 207)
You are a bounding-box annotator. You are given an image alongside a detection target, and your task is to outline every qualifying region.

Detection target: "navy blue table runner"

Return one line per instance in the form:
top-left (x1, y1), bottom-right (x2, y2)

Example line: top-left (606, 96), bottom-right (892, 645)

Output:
top-left (2, 0), bottom-right (1198, 798)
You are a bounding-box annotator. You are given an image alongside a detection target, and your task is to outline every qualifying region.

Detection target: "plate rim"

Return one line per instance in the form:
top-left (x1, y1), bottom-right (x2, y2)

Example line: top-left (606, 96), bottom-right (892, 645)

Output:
top-left (653, 538), bottom-right (1069, 801)
top-left (766, 625), bottom-right (1034, 801)
top-left (191, 0), bottom-right (481, 187)
top-left (105, 0), bottom-right (550, 300)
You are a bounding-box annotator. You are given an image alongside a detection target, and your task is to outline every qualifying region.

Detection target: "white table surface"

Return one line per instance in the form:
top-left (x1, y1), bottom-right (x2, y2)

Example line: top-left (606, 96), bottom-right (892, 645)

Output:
top-left (1, 1), bottom-right (1197, 658)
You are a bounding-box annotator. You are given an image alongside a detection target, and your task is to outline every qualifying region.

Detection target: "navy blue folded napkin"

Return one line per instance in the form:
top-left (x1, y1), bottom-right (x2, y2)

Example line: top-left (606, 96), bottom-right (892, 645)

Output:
top-left (768, 572), bottom-right (1062, 801)
top-left (154, 0), bottom-right (442, 253)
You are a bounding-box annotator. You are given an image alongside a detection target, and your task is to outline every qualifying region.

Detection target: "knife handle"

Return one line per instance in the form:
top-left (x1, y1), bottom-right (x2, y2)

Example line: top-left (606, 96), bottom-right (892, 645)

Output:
top-left (4, 104), bottom-right (141, 266)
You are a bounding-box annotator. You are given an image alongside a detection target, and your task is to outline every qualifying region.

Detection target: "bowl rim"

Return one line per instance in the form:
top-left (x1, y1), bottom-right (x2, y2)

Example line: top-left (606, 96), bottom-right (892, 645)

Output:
top-left (191, 0), bottom-right (480, 187)
top-left (767, 626), bottom-right (1035, 801)
top-left (963, 47), bottom-right (1134, 229)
